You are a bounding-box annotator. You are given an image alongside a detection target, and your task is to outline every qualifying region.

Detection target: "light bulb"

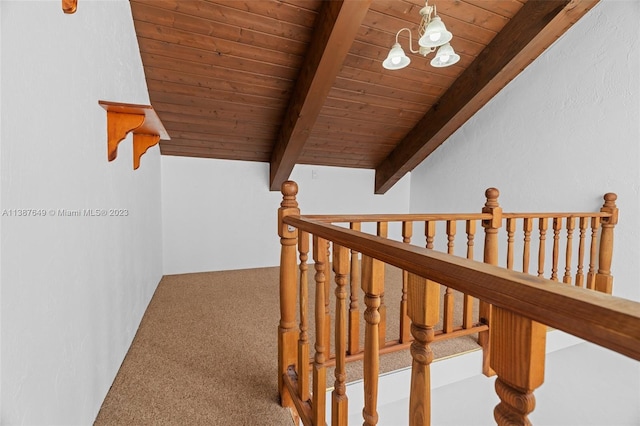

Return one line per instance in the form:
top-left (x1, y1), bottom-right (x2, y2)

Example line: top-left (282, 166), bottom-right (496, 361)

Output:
top-left (391, 56), bottom-right (401, 65)
top-left (429, 32), bottom-right (441, 42)
top-left (439, 54), bottom-right (450, 63)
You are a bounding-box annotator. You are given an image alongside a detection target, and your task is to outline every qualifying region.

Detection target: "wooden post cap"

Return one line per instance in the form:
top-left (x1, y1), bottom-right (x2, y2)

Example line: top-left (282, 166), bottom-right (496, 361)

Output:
top-left (485, 188), bottom-right (500, 207)
top-left (281, 180), bottom-right (298, 197)
top-left (601, 192), bottom-right (618, 225)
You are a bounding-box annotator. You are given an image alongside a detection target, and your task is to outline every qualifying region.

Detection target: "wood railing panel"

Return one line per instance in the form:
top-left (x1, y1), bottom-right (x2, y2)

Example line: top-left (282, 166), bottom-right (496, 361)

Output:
top-left (278, 182), bottom-right (622, 425)
top-left (283, 215), bottom-right (639, 360)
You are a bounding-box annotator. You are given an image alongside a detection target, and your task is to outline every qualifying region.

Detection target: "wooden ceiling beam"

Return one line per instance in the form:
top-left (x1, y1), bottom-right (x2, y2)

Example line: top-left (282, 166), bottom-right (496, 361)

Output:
top-left (269, 0), bottom-right (372, 191)
top-left (374, 0), bottom-right (600, 194)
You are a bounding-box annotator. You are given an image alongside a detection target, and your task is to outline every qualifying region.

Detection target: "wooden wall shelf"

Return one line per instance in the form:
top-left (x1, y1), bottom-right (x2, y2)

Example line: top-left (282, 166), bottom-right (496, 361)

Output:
top-left (99, 100), bottom-right (170, 170)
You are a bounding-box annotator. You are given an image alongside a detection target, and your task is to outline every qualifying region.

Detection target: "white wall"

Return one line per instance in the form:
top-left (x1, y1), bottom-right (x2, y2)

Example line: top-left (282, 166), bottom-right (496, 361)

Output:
top-left (409, 0), bottom-right (639, 301)
top-left (1, 1), bottom-right (162, 424)
top-left (0, 1), bottom-right (3, 418)
top-left (161, 157), bottom-right (410, 274)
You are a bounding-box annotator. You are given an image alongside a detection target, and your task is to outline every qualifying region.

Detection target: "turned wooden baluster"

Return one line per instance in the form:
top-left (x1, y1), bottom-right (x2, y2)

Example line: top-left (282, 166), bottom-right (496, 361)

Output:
top-left (462, 220), bottom-right (476, 330)
top-left (348, 222), bottom-right (362, 355)
top-left (595, 193), bottom-right (618, 294)
top-left (479, 187), bottom-right (501, 376)
top-left (361, 255), bottom-right (384, 426)
top-left (400, 221), bottom-right (413, 343)
top-left (563, 217), bottom-right (575, 284)
top-left (491, 307), bottom-right (546, 426)
top-left (586, 217), bottom-right (600, 290)
top-left (278, 181), bottom-right (300, 408)
top-left (407, 273), bottom-right (440, 426)
top-left (425, 220), bottom-right (436, 250)
top-left (313, 236), bottom-right (328, 425)
top-left (376, 222), bottom-right (388, 349)
top-left (443, 220), bottom-right (456, 334)
top-left (575, 217), bottom-right (589, 288)
top-left (522, 218), bottom-right (533, 274)
top-left (332, 244), bottom-right (349, 426)
top-left (506, 218), bottom-right (516, 270)
top-left (537, 218), bottom-right (548, 278)
top-left (325, 240), bottom-right (332, 360)
top-left (298, 231), bottom-right (310, 402)
top-left (551, 218), bottom-right (562, 281)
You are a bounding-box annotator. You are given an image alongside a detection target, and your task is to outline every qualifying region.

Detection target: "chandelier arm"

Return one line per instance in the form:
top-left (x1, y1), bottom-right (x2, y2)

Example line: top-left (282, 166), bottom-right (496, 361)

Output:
top-left (395, 27), bottom-right (421, 54)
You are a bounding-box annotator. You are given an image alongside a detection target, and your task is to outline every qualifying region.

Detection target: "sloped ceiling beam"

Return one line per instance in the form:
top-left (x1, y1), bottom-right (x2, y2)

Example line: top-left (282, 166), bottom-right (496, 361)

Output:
top-left (269, 0), bottom-right (372, 191)
top-left (374, 0), bottom-right (600, 194)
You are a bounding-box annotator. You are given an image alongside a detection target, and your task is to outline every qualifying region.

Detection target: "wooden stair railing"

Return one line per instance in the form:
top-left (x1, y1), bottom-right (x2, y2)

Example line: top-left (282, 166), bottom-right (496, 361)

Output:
top-left (278, 181), bottom-right (626, 426)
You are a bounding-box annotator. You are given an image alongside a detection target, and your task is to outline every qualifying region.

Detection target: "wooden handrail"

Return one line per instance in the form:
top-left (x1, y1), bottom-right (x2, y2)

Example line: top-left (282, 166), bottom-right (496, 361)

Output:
top-left (298, 211), bottom-right (611, 223)
top-left (503, 212), bottom-right (612, 219)
top-left (283, 215), bottom-right (640, 361)
top-left (302, 213), bottom-right (491, 222)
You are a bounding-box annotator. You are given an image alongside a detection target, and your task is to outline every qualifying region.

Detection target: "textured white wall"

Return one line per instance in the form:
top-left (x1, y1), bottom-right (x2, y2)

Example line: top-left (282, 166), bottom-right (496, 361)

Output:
top-left (410, 0), bottom-right (639, 301)
top-left (0, 1), bottom-right (3, 418)
top-left (1, 1), bottom-right (162, 424)
top-left (161, 157), bottom-right (410, 274)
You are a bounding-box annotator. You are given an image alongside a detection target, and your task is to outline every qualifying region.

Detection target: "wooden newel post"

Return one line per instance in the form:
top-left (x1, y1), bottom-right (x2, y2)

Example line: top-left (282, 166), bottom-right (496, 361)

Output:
top-left (278, 180), bottom-right (300, 408)
top-left (491, 307), bottom-right (546, 426)
top-left (407, 274), bottom-right (440, 426)
top-left (595, 193), bottom-right (618, 294)
top-left (479, 187), bottom-right (502, 376)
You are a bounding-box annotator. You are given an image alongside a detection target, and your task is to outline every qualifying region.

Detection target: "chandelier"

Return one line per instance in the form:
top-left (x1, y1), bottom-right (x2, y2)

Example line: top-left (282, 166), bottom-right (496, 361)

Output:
top-left (382, 1), bottom-right (460, 70)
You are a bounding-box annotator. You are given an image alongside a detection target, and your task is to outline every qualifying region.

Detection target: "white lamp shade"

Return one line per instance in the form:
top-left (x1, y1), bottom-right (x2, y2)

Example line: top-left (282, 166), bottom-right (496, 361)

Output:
top-left (382, 43), bottom-right (411, 70)
top-left (418, 16), bottom-right (452, 48)
top-left (430, 43), bottom-right (460, 67)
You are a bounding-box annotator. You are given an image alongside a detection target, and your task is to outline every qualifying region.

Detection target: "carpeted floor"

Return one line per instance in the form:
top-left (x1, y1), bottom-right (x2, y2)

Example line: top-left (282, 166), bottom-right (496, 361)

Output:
top-left (94, 265), bottom-right (479, 425)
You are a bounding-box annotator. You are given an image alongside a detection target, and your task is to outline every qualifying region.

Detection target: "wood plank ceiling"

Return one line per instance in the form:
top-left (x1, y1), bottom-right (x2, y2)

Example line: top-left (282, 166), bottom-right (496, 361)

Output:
top-left (130, 0), bottom-right (599, 193)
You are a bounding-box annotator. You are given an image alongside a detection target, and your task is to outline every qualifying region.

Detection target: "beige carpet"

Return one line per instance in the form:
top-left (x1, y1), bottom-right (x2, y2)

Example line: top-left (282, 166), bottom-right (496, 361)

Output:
top-left (95, 265), bottom-right (479, 425)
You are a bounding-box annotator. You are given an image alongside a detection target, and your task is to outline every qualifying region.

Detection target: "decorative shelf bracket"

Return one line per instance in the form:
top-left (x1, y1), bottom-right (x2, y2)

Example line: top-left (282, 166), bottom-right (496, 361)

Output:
top-left (62, 0), bottom-right (78, 14)
top-left (106, 111), bottom-right (145, 162)
top-left (99, 100), bottom-right (170, 170)
top-left (133, 134), bottom-right (161, 170)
